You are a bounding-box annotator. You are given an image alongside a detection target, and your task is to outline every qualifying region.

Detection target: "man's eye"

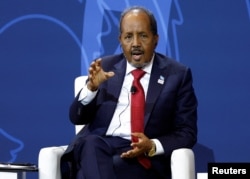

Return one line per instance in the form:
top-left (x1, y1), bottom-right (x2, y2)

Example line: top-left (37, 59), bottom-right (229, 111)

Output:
top-left (125, 35), bottom-right (132, 40)
top-left (140, 34), bottom-right (148, 39)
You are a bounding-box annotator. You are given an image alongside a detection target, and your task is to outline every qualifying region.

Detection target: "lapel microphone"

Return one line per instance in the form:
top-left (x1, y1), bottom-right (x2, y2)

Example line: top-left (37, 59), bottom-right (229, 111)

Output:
top-left (130, 86), bottom-right (137, 94)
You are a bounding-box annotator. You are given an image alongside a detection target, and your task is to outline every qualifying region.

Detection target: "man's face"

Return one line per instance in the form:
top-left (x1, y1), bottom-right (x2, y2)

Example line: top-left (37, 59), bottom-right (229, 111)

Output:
top-left (119, 10), bottom-right (159, 68)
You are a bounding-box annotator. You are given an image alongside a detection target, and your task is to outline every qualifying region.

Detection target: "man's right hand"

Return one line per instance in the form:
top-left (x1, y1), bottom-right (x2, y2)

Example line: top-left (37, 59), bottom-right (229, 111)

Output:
top-left (87, 58), bottom-right (115, 91)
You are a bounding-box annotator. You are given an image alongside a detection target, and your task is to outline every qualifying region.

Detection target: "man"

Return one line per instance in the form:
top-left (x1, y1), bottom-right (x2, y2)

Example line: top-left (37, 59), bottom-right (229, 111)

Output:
top-left (61, 6), bottom-right (197, 179)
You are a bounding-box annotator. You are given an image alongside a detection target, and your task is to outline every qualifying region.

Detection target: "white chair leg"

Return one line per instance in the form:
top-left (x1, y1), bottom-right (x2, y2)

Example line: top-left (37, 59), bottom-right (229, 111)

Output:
top-left (171, 148), bottom-right (195, 179)
top-left (38, 146), bottom-right (67, 179)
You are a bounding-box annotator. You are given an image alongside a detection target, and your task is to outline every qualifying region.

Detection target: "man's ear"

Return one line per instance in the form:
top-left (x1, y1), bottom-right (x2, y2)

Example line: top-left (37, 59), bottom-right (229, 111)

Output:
top-left (154, 35), bottom-right (159, 48)
top-left (118, 35), bottom-right (122, 42)
top-left (118, 35), bottom-right (123, 49)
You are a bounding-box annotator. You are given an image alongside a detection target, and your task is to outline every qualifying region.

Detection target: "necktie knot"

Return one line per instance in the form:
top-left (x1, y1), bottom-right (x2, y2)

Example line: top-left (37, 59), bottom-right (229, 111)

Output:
top-left (131, 69), bottom-right (145, 80)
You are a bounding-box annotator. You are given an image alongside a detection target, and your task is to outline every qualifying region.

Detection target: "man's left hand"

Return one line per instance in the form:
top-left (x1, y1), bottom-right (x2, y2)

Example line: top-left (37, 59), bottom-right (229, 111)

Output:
top-left (120, 133), bottom-right (154, 158)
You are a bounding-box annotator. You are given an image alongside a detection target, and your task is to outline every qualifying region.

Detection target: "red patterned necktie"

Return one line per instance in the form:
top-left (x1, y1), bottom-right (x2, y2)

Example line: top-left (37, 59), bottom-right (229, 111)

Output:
top-left (131, 69), bottom-right (151, 169)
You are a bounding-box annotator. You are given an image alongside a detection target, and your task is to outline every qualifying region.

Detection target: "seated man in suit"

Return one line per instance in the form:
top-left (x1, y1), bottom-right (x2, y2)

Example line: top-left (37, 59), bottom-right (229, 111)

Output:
top-left (61, 6), bottom-right (197, 179)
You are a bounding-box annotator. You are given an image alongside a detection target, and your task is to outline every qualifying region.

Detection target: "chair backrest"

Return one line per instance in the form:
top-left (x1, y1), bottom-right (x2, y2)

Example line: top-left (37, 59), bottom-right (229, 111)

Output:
top-left (74, 75), bottom-right (88, 134)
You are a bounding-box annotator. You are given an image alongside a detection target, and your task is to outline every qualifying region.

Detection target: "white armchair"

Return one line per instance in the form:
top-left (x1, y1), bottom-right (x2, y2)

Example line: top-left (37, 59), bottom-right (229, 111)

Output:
top-left (38, 76), bottom-right (196, 179)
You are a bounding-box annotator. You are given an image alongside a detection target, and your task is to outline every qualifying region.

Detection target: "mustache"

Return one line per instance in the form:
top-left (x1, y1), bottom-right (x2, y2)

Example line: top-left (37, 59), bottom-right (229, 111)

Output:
top-left (131, 47), bottom-right (144, 55)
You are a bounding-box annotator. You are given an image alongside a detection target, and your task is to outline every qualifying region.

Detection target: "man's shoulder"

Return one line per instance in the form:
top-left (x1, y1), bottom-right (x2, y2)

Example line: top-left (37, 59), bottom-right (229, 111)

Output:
top-left (155, 52), bottom-right (188, 69)
top-left (99, 53), bottom-right (124, 71)
top-left (101, 53), bottom-right (124, 61)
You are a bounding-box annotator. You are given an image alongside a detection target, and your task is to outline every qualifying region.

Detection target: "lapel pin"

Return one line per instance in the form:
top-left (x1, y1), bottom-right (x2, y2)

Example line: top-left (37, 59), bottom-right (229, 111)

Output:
top-left (157, 75), bottom-right (165, 85)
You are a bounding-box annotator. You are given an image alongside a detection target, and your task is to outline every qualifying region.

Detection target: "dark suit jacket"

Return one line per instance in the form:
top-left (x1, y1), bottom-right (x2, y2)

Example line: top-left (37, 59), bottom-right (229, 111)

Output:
top-left (62, 52), bottom-right (197, 166)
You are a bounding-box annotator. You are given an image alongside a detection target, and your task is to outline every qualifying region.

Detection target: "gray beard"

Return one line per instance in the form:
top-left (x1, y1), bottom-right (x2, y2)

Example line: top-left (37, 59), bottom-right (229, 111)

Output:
top-left (128, 61), bottom-right (149, 69)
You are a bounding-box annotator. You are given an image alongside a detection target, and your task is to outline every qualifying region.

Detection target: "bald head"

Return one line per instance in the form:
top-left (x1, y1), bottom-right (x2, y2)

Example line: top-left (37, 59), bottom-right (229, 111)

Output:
top-left (119, 6), bottom-right (158, 36)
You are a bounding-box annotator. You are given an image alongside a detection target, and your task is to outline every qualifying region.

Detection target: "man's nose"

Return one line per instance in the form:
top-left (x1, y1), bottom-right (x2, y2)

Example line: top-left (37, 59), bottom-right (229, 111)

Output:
top-left (132, 36), bottom-right (141, 47)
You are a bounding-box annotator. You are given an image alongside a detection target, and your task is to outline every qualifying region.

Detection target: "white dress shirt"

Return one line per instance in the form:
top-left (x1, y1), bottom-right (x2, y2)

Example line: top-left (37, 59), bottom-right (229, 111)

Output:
top-left (78, 56), bottom-right (164, 155)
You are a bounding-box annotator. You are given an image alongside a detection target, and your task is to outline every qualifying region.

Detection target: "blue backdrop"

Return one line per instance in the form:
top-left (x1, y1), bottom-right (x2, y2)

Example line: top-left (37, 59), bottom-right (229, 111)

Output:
top-left (1, 0), bottom-right (250, 178)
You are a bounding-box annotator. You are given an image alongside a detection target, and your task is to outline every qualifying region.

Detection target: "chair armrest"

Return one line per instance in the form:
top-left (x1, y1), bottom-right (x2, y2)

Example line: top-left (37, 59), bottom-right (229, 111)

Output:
top-left (197, 173), bottom-right (208, 179)
top-left (38, 146), bottom-right (68, 179)
top-left (38, 147), bottom-right (195, 179)
top-left (171, 148), bottom-right (195, 179)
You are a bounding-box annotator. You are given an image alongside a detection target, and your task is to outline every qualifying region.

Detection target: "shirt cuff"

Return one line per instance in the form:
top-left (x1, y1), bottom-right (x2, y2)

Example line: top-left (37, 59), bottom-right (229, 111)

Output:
top-left (78, 84), bottom-right (98, 105)
top-left (151, 139), bottom-right (164, 155)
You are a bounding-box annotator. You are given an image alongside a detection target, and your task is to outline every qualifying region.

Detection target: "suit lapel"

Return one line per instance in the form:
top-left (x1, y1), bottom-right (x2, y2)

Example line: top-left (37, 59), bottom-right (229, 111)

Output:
top-left (107, 58), bottom-right (126, 97)
top-left (104, 57), bottom-right (126, 116)
top-left (144, 54), bottom-right (169, 125)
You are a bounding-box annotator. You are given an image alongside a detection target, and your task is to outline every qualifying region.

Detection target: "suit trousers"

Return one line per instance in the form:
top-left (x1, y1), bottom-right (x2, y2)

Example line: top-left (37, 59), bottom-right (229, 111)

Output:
top-left (69, 135), bottom-right (170, 179)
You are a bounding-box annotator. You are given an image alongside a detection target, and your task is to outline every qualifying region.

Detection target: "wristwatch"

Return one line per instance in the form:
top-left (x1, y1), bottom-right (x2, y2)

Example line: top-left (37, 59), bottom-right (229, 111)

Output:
top-left (147, 140), bottom-right (156, 157)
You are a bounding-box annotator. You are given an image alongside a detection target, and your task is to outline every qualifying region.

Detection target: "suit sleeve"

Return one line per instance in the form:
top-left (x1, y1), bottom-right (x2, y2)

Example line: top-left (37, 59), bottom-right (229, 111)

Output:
top-left (159, 68), bottom-right (198, 156)
top-left (69, 89), bottom-right (98, 125)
